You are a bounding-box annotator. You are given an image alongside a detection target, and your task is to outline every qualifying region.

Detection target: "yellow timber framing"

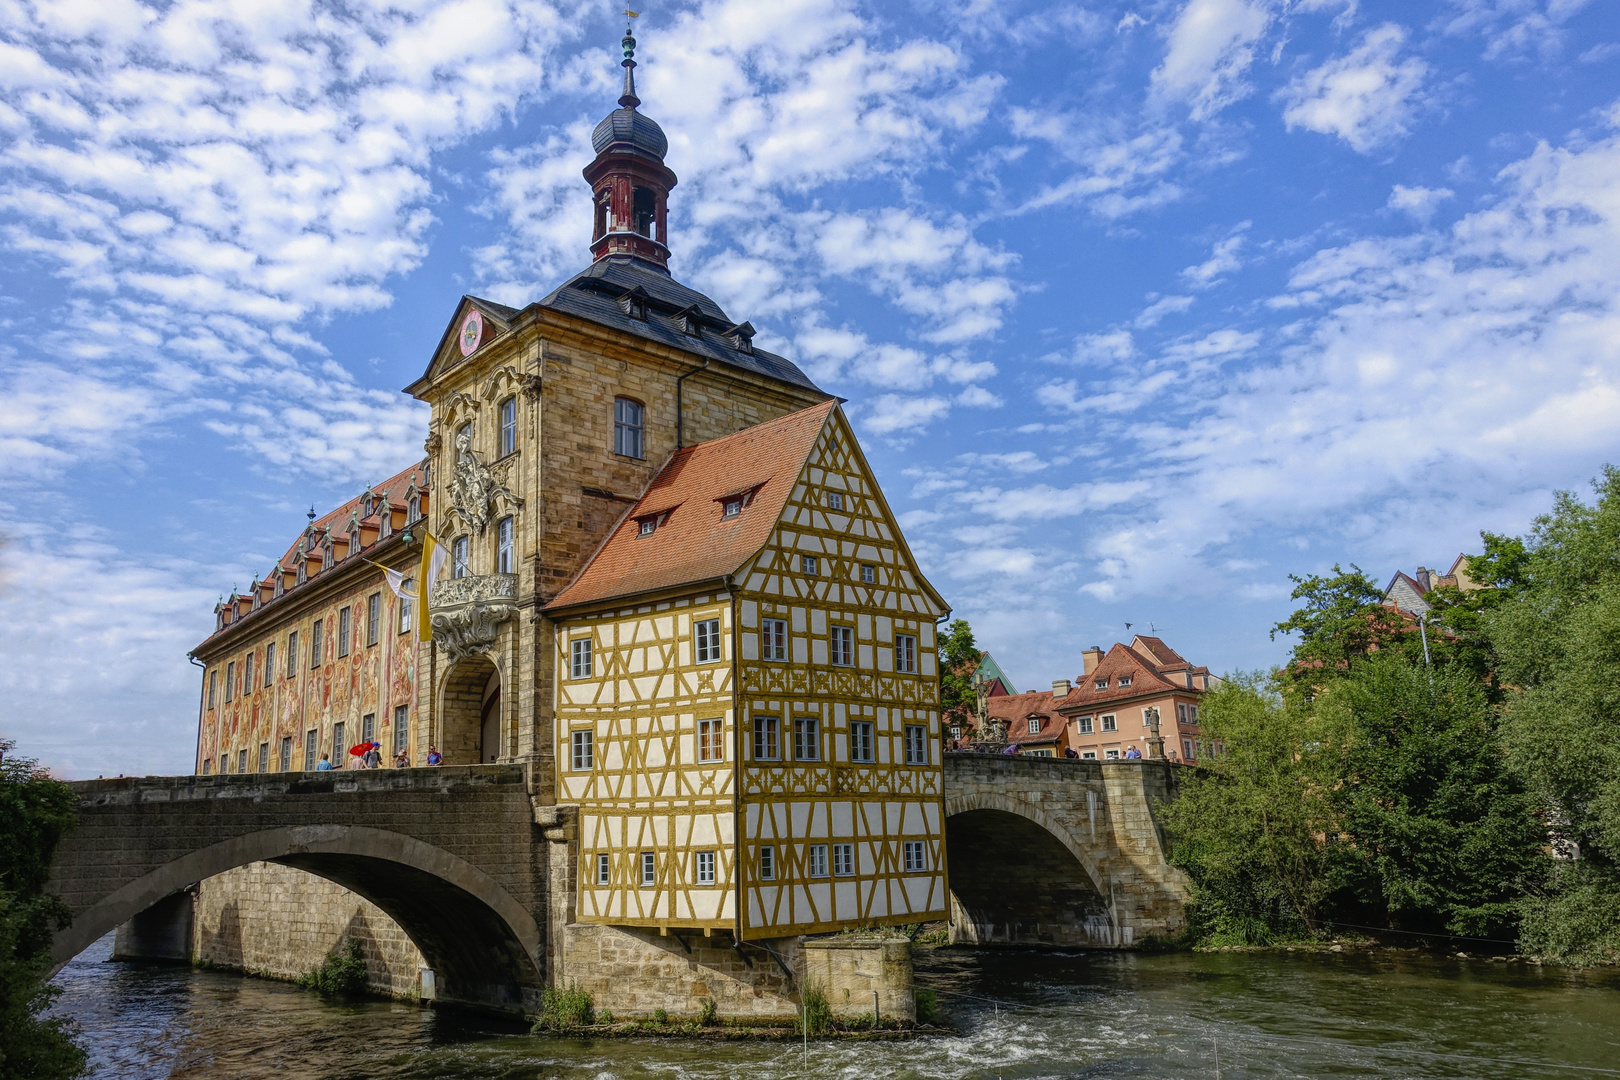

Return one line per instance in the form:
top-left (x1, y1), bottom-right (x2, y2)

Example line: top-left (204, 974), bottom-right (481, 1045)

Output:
top-left (551, 405), bottom-right (951, 939)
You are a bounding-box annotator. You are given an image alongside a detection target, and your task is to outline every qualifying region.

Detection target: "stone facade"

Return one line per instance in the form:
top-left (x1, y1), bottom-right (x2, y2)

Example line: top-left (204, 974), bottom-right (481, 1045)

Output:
top-left (801, 938), bottom-right (915, 1022)
top-left (193, 863), bottom-right (426, 999)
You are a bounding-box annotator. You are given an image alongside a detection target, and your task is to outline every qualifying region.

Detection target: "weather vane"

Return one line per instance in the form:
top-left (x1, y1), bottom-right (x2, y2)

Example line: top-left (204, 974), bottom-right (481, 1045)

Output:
top-left (624, 8), bottom-right (639, 16)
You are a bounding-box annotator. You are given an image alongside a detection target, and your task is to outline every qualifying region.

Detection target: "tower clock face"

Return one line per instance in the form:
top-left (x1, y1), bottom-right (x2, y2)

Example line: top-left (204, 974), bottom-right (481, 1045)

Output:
top-left (458, 310), bottom-right (483, 357)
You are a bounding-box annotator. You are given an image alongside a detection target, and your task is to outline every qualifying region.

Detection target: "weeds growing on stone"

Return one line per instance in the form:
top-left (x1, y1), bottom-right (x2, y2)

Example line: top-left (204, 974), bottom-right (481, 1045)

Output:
top-left (533, 984), bottom-right (595, 1032)
top-left (296, 939), bottom-right (369, 998)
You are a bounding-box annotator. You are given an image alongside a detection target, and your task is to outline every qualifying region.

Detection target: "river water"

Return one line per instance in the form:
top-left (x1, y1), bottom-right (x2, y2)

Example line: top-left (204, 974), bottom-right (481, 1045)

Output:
top-left (52, 935), bottom-right (1620, 1079)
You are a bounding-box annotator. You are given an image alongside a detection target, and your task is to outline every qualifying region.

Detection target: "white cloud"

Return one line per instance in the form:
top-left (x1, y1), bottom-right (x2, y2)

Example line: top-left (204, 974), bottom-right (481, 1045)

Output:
top-left (1278, 24), bottom-right (1429, 153)
top-left (1387, 183), bottom-right (1455, 220)
top-left (1151, 0), bottom-right (1272, 121)
top-left (1442, 0), bottom-right (1592, 62)
top-left (860, 394), bottom-right (952, 435)
top-left (1180, 223), bottom-right (1251, 288)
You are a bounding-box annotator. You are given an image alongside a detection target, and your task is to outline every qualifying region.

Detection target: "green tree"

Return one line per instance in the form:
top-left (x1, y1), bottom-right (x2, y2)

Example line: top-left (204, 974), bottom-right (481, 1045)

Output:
top-left (1485, 466), bottom-right (1620, 963)
top-left (1159, 673), bottom-right (1344, 944)
top-left (0, 740), bottom-right (86, 1080)
top-left (1316, 655), bottom-right (1548, 939)
top-left (937, 619), bottom-right (980, 726)
top-left (1271, 564), bottom-right (1415, 683)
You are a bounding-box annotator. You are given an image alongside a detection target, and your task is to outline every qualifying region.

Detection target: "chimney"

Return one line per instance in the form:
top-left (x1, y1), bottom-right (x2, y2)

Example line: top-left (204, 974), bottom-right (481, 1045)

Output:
top-left (1052, 679), bottom-right (1072, 698)
top-left (1416, 567), bottom-right (1431, 592)
top-left (1081, 647), bottom-right (1104, 675)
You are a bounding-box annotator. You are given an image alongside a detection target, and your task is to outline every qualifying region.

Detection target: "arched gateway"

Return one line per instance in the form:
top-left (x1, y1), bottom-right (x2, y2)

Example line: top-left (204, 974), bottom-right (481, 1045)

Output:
top-left (46, 766), bottom-right (546, 1013)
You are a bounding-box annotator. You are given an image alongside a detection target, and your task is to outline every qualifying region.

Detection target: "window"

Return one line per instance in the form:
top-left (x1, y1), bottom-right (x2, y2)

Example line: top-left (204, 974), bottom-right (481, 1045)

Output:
top-left (849, 720), bottom-right (873, 763)
top-left (596, 853), bottom-right (610, 886)
top-left (304, 729), bottom-right (317, 771)
top-left (322, 543), bottom-right (334, 571)
top-left (1188, 706), bottom-right (1201, 725)
top-left (264, 642), bottom-right (276, 685)
top-left (761, 618), bottom-right (787, 661)
top-left (753, 715), bottom-right (780, 761)
top-left (257, 743), bottom-right (269, 773)
top-left (1106, 749), bottom-right (1121, 760)
top-left (1142, 707), bottom-right (1158, 729)
top-left (832, 843), bottom-right (854, 877)
top-left (1082, 750), bottom-right (1097, 760)
top-left (723, 496), bottom-right (744, 518)
top-left (698, 718), bottom-right (724, 763)
top-left (202, 759), bottom-right (212, 775)
top-left (366, 593), bottom-right (380, 647)
top-left (362, 713), bottom-right (375, 744)
top-left (638, 518), bottom-right (657, 537)
top-left (238, 748), bottom-right (248, 774)
top-left (243, 653), bottom-right (254, 695)
top-left (793, 717), bottom-right (819, 761)
top-left (894, 634), bottom-right (917, 673)
top-left (860, 564), bottom-right (875, 584)
top-left (496, 517), bottom-right (514, 574)
top-left (1077, 716), bottom-right (1094, 734)
top-left (640, 851), bottom-right (656, 887)
top-left (394, 705), bottom-right (409, 754)
top-left (1118, 676), bottom-right (1132, 688)
top-left (1177, 703), bottom-right (1188, 724)
top-left (827, 491), bottom-right (843, 511)
top-left (1028, 717), bottom-right (1041, 735)
top-left (452, 536), bottom-right (470, 579)
top-left (332, 722), bottom-right (345, 762)
top-left (614, 397), bottom-right (644, 458)
top-left (1101, 714), bottom-right (1117, 732)
top-left (905, 725), bottom-right (928, 765)
top-left (349, 526), bottom-right (362, 558)
top-left (904, 840), bottom-right (927, 873)
top-left (337, 607), bottom-right (351, 657)
top-left (571, 729), bottom-right (594, 770)
top-left (801, 554), bottom-right (819, 574)
top-left (570, 638), bottom-right (593, 679)
top-left (279, 737), bottom-right (292, 771)
top-left (949, 724), bottom-right (962, 741)
top-left (408, 496), bottom-right (421, 523)
top-left (694, 618), bottom-right (722, 663)
top-left (830, 625), bottom-right (854, 667)
top-left (695, 850), bottom-right (716, 885)
top-left (311, 620), bottom-right (324, 666)
top-left (759, 845), bottom-right (775, 880)
top-left (287, 631), bottom-right (299, 677)
top-left (225, 661), bottom-right (235, 702)
top-left (1094, 679), bottom-right (1108, 690)
top-left (500, 396), bottom-right (517, 456)
top-left (808, 844), bottom-right (828, 878)
top-left (1183, 738), bottom-right (1195, 760)
top-left (398, 585), bottom-right (412, 634)
top-left (208, 670), bottom-right (217, 709)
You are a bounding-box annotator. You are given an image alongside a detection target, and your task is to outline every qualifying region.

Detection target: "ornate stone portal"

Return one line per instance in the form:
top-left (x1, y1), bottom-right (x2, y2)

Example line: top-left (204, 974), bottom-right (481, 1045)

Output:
top-left (430, 573), bottom-right (519, 663)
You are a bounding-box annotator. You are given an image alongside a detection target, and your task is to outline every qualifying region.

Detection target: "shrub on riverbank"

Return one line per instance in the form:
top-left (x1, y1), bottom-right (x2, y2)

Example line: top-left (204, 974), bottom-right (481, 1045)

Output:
top-left (296, 938), bottom-right (370, 997)
top-left (0, 740), bottom-right (88, 1080)
top-left (533, 984), bottom-right (595, 1032)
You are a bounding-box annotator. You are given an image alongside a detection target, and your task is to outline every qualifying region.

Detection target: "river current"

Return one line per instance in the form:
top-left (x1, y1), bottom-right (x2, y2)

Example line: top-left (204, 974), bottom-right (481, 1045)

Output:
top-left (52, 935), bottom-right (1620, 1079)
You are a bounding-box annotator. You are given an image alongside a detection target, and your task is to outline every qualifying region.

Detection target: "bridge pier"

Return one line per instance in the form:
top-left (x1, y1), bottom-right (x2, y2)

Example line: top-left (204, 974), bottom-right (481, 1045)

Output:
top-left (112, 888), bottom-right (194, 963)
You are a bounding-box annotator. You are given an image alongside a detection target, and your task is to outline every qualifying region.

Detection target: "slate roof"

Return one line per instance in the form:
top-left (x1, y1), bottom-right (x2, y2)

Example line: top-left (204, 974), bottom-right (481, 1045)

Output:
top-left (545, 400), bottom-right (840, 612)
top-left (592, 105), bottom-right (669, 159)
top-left (533, 258), bottom-right (823, 392)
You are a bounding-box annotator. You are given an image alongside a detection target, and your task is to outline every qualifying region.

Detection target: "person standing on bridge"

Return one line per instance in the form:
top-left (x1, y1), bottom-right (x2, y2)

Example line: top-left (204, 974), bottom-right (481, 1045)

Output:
top-left (363, 743), bottom-right (382, 769)
top-left (393, 749), bottom-right (410, 768)
top-left (1124, 745), bottom-right (1142, 759)
top-left (315, 753), bottom-right (333, 771)
top-left (426, 745), bottom-right (442, 766)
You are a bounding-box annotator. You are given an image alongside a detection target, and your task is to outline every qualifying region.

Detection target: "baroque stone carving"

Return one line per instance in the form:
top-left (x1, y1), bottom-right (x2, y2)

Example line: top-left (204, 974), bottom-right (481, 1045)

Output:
top-left (424, 430), bottom-right (442, 455)
top-left (448, 427), bottom-right (520, 535)
top-left (429, 573), bottom-right (518, 663)
top-left (520, 372), bottom-right (543, 400)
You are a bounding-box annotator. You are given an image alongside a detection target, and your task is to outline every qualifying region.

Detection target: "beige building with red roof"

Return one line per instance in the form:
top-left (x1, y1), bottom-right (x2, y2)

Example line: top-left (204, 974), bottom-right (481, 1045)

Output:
top-left (1054, 636), bottom-right (1220, 762)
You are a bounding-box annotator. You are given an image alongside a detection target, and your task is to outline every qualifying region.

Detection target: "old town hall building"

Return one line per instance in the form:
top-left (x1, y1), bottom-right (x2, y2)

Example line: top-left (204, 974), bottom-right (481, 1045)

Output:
top-left (190, 32), bottom-right (951, 957)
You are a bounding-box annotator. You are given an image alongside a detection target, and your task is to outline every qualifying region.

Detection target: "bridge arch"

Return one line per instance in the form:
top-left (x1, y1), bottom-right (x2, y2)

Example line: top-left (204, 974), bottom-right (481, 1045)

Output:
top-left (51, 824), bottom-right (541, 1012)
top-left (944, 790), bottom-right (1118, 947)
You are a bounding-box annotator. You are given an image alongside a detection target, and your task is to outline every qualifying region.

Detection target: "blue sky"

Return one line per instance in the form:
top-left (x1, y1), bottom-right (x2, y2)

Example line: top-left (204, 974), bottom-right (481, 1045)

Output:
top-left (3, 0), bottom-right (1619, 777)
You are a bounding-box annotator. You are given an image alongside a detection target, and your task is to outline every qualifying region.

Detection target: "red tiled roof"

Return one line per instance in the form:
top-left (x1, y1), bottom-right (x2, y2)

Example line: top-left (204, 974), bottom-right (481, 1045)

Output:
top-left (1054, 642), bottom-right (1203, 712)
top-left (546, 401), bottom-right (840, 611)
top-left (275, 459), bottom-right (428, 568)
top-left (986, 690), bottom-right (1066, 745)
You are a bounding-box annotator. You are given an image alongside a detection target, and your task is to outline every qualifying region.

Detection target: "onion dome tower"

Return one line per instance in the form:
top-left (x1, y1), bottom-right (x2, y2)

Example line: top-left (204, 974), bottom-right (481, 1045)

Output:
top-left (585, 25), bottom-right (678, 272)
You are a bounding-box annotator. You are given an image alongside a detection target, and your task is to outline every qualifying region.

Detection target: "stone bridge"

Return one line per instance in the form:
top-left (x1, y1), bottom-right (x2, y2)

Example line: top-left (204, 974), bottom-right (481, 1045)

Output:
top-left (941, 754), bottom-right (1189, 947)
top-left (44, 757), bottom-right (1188, 1014)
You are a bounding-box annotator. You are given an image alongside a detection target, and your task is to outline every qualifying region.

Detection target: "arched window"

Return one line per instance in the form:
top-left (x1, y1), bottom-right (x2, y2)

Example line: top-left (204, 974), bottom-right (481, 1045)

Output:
top-left (322, 542), bottom-right (334, 571)
top-left (457, 421), bottom-right (472, 449)
top-left (407, 495), bottom-right (420, 523)
top-left (496, 516), bottom-right (514, 574)
top-left (349, 526), bottom-right (362, 557)
top-left (378, 507), bottom-right (392, 539)
top-left (614, 397), bottom-right (643, 459)
top-left (452, 535), bottom-right (470, 579)
top-left (500, 397), bottom-right (517, 457)
top-left (632, 188), bottom-right (657, 238)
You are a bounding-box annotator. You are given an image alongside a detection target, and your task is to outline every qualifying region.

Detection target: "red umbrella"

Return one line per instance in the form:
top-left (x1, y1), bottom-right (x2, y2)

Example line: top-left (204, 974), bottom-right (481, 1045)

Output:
top-left (348, 743), bottom-right (370, 757)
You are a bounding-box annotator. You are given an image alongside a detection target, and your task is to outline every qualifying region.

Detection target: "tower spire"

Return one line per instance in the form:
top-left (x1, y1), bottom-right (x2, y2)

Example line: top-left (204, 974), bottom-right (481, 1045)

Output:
top-left (619, 22), bottom-right (640, 109)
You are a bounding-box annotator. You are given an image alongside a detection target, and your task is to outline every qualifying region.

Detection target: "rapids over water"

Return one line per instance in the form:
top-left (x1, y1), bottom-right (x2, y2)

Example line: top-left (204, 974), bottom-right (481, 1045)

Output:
top-left (51, 934), bottom-right (1620, 1079)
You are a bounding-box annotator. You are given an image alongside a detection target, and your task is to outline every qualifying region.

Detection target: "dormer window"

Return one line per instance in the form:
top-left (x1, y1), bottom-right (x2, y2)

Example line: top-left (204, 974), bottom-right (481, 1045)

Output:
top-left (717, 484), bottom-right (761, 520)
top-left (723, 498), bottom-right (743, 518)
top-left (322, 543), bottom-right (334, 571)
top-left (378, 508), bottom-right (392, 539)
top-left (1094, 678), bottom-right (1107, 690)
top-left (273, 573), bottom-right (284, 598)
top-left (349, 526), bottom-right (362, 557)
top-left (1118, 676), bottom-right (1132, 688)
top-left (1028, 717), bottom-right (1041, 735)
top-left (618, 287), bottom-right (649, 321)
top-left (408, 496), bottom-right (421, 523)
top-left (728, 321), bottom-right (755, 355)
top-left (297, 561), bottom-right (307, 585)
top-left (639, 518), bottom-right (657, 537)
top-left (675, 305), bottom-right (703, 337)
